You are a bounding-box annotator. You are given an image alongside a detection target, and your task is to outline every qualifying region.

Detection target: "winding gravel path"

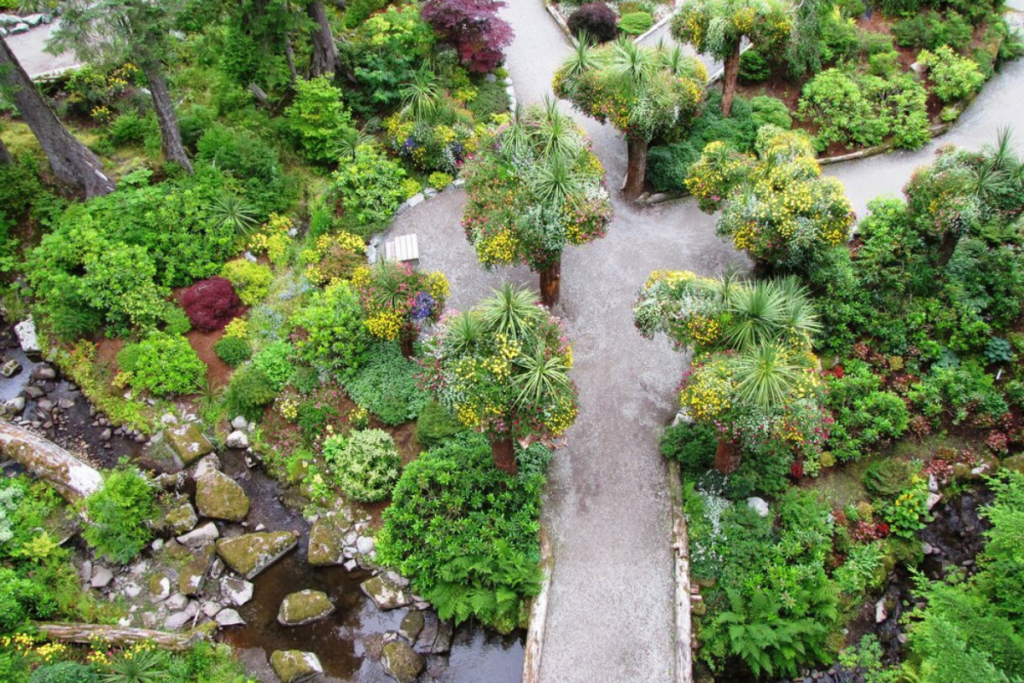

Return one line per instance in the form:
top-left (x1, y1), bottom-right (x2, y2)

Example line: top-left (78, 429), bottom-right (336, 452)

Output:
top-left (387, 4), bottom-right (1024, 681)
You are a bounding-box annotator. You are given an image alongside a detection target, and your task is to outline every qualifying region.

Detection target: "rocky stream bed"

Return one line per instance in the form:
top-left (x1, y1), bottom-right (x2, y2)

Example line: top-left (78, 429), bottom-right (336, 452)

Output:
top-left (0, 322), bottom-right (524, 683)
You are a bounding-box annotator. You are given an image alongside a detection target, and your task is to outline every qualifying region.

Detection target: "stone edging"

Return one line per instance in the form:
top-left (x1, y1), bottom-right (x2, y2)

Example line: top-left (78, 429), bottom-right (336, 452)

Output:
top-left (521, 525), bottom-right (554, 683)
top-left (667, 459), bottom-right (693, 683)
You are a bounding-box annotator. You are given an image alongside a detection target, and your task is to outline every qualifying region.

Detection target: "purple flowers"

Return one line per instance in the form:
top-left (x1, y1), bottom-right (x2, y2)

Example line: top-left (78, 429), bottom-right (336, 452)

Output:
top-left (410, 292), bottom-right (436, 321)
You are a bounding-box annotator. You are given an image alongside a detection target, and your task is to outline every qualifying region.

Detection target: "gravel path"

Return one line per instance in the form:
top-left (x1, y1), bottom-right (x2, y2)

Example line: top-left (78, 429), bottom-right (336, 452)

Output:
top-left (5, 21), bottom-right (78, 79)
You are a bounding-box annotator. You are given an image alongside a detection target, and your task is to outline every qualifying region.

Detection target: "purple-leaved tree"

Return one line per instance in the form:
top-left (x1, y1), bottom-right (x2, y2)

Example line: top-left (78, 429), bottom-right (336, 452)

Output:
top-left (421, 0), bottom-right (514, 73)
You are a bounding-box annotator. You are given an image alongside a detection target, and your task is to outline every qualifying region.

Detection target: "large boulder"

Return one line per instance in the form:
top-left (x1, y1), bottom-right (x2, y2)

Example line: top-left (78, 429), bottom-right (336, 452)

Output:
top-left (381, 641), bottom-right (425, 683)
top-left (165, 423), bottom-right (214, 466)
top-left (307, 512), bottom-right (351, 567)
top-left (414, 611), bottom-right (453, 655)
top-left (196, 470), bottom-right (250, 522)
top-left (277, 590), bottom-right (335, 626)
top-left (270, 650), bottom-right (323, 683)
top-left (216, 531), bottom-right (298, 579)
top-left (360, 575), bottom-right (411, 611)
top-left (178, 545), bottom-right (215, 596)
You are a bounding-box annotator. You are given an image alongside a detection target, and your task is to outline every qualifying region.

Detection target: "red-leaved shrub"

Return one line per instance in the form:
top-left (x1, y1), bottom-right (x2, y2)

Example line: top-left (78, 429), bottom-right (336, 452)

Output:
top-left (568, 3), bottom-right (619, 43)
top-left (181, 276), bottom-right (244, 332)
top-left (422, 0), bottom-right (514, 73)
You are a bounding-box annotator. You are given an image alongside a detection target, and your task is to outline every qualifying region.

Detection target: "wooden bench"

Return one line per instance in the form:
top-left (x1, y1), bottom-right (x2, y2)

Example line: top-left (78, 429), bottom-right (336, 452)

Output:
top-left (385, 234), bottom-right (420, 262)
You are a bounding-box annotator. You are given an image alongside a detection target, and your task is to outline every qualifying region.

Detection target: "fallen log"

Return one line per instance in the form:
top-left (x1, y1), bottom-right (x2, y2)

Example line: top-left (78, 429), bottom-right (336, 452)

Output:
top-left (37, 623), bottom-right (211, 652)
top-left (0, 420), bottom-right (102, 502)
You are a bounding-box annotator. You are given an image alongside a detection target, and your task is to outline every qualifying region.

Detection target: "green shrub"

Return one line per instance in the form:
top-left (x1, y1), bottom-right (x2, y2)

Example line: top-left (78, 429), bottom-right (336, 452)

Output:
top-left (618, 11), bottom-right (654, 35)
top-left (346, 343), bottom-right (430, 425)
top-left (296, 401), bottom-right (338, 443)
top-left (919, 45), bottom-right (986, 103)
top-left (196, 124), bottom-right (295, 214)
top-left (106, 111), bottom-right (152, 147)
top-left (910, 361), bottom-right (1008, 427)
top-left (892, 10), bottom-right (973, 51)
top-left (378, 433), bottom-right (546, 633)
top-left (863, 459), bottom-right (916, 500)
top-left (660, 422), bottom-right (717, 474)
top-left (415, 401), bottom-right (467, 448)
top-left (251, 341), bottom-right (295, 390)
top-left (28, 662), bottom-right (98, 683)
top-left (283, 76), bottom-right (355, 165)
top-left (428, 171), bottom-right (454, 190)
top-left (738, 49), bottom-right (771, 83)
top-left (82, 466), bottom-right (158, 564)
top-left (116, 332), bottom-right (205, 396)
top-left (220, 260), bottom-right (272, 306)
top-left (323, 429), bottom-right (401, 502)
top-left (343, 0), bottom-right (387, 28)
top-left (331, 144), bottom-right (407, 229)
top-left (225, 365), bottom-right (278, 421)
top-left (214, 336), bottom-right (252, 367)
top-left (290, 281), bottom-right (371, 377)
top-left (868, 50), bottom-right (900, 78)
top-left (0, 568), bottom-right (57, 632)
top-left (469, 78), bottom-right (511, 121)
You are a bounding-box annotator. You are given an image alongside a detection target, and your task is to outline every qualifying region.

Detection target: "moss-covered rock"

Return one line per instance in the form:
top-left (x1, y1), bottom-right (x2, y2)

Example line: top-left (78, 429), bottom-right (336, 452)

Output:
top-left (165, 423), bottom-right (214, 466)
top-left (360, 575), bottom-right (411, 611)
top-left (1002, 454), bottom-right (1024, 475)
top-left (277, 589), bottom-right (335, 626)
top-left (381, 641), bottom-right (424, 683)
top-left (178, 544), bottom-right (216, 596)
top-left (216, 531), bottom-right (299, 579)
top-left (399, 610), bottom-right (424, 642)
top-left (270, 650), bottom-right (323, 683)
top-left (307, 512), bottom-right (351, 567)
top-left (196, 470), bottom-right (250, 522)
top-left (165, 502), bottom-right (198, 535)
top-left (148, 571), bottom-right (172, 602)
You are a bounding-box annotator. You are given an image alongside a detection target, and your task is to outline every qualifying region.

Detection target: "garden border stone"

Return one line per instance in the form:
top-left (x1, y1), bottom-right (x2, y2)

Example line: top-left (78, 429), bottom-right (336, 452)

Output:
top-left (521, 526), bottom-right (553, 683)
top-left (667, 459), bottom-right (693, 683)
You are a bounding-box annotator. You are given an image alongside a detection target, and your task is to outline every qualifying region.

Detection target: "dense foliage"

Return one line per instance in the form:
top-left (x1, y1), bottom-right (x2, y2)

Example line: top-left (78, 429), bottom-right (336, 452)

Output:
top-left (322, 429), bottom-right (401, 503)
top-left (116, 332), bottom-right (205, 396)
top-left (421, 0), bottom-right (514, 73)
top-left (378, 434), bottom-right (548, 632)
top-left (82, 466), bottom-right (158, 565)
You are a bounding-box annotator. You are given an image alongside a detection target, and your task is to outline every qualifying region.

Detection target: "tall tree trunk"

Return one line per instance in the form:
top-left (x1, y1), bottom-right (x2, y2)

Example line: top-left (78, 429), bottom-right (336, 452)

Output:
top-left (399, 325), bottom-right (416, 358)
top-left (0, 37), bottom-right (114, 197)
top-left (285, 36), bottom-right (299, 84)
top-left (0, 421), bottom-right (103, 502)
top-left (141, 60), bottom-right (193, 173)
top-left (721, 43), bottom-right (741, 118)
top-left (539, 258), bottom-right (561, 308)
top-left (306, 0), bottom-right (339, 78)
top-left (490, 434), bottom-right (518, 475)
top-left (0, 135), bottom-right (11, 165)
top-left (623, 137), bottom-right (648, 201)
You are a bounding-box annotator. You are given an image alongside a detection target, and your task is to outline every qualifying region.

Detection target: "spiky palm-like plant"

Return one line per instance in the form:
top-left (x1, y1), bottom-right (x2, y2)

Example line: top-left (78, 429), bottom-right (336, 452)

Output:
top-left (513, 348), bottom-right (572, 407)
top-left (211, 193), bottom-right (260, 237)
top-left (479, 284), bottom-right (543, 340)
top-left (400, 70), bottom-right (444, 123)
top-left (731, 342), bottom-right (804, 410)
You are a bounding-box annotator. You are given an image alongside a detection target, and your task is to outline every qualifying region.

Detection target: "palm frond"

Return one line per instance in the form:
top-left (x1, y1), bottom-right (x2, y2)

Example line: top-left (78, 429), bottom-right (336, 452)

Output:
top-left (211, 192), bottom-right (260, 237)
top-left (731, 342), bottom-right (802, 410)
top-left (479, 284), bottom-right (542, 340)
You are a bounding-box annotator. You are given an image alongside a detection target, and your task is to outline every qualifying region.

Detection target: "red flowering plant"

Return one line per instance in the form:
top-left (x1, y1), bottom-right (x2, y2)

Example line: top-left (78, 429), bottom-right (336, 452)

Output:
top-left (350, 261), bottom-right (450, 357)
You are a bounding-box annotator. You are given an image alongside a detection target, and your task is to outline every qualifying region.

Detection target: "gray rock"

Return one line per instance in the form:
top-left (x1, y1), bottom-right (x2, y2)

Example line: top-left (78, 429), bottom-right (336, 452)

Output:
top-left (277, 590), bottom-right (335, 626)
top-left (243, 251), bottom-right (258, 263)
top-left (166, 593), bottom-right (189, 611)
top-left (201, 601), bottom-right (223, 618)
top-left (164, 608), bottom-right (198, 631)
top-left (14, 317), bottom-right (40, 356)
top-left (0, 359), bottom-right (22, 378)
top-left (426, 655), bottom-right (449, 679)
top-left (178, 522), bottom-right (219, 547)
top-left (221, 577), bottom-right (255, 607)
top-left (423, 187), bottom-right (438, 198)
top-left (382, 641), bottom-right (424, 683)
top-left (36, 398), bottom-right (54, 412)
top-left (231, 415), bottom-right (248, 430)
top-left (226, 430), bottom-right (249, 449)
top-left (161, 413), bottom-right (178, 425)
top-left (672, 407), bottom-right (694, 427)
top-left (193, 454), bottom-right (221, 479)
top-left (406, 193), bottom-right (425, 208)
top-left (307, 513), bottom-right (350, 567)
top-left (875, 598), bottom-right (888, 623)
top-left (30, 364), bottom-right (56, 381)
top-left (400, 610), bottom-right (424, 642)
top-left (746, 497), bottom-right (770, 518)
top-left (926, 492), bottom-right (942, 511)
top-left (452, 178), bottom-right (465, 187)
top-left (196, 470), bottom-right (250, 522)
top-left (5, 397), bottom-right (25, 415)
top-left (90, 566), bottom-right (114, 589)
top-left (270, 650), bottom-right (322, 683)
top-left (123, 582), bottom-right (143, 598)
top-left (414, 611), bottom-right (453, 654)
top-left (149, 573), bottom-right (172, 602)
top-left (57, 398), bottom-right (75, 410)
top-left (22, 13), bottom-right (45, 26)
top-left (214, 608), bottom-right (245, 627)
top-left (356, 536), bottom-right (375, 555)
top-left (99, 428), bottom-right (112, 442)
top-left (23, 386), bottom-right (44, 400)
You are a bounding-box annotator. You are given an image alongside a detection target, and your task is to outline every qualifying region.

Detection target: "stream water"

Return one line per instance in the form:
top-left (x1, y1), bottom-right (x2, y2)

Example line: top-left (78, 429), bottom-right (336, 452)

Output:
top-left (0, 322), bottom-right (525, 683)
